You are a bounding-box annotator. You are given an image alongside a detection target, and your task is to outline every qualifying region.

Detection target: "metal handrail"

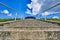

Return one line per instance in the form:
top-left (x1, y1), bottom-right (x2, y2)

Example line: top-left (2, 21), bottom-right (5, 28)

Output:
top-left (43, 3), bottom-right (60, 12)
top-left (0, 2), bottom-right (19, 21)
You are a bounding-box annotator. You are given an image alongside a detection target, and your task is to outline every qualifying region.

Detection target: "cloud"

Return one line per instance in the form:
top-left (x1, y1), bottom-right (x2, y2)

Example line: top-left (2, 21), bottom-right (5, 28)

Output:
top-left (52, 16), bottom-right (59, 19)
top-left (1, 10), bottom-right (9, 14)
top-left (32, 3), bottom-right (42, 15)
top-left (25, 9), bottom-right (32, 14)
top-left (31, 0), bottom-right (38, 3)
top-left (1, 9), bottom-right (12, 16)
top-left (26, 0), bottom-right (60, 16)
top-left (7, 13), bottom-right (12, 16)
top-left (42, 11), bottom-right (60, 16)
top-left (26, 0), bottom-right (44, 15)
top-left (27, 4), bottom-right (32, 9)
top-left (42, 12), bottom-right (51, 16)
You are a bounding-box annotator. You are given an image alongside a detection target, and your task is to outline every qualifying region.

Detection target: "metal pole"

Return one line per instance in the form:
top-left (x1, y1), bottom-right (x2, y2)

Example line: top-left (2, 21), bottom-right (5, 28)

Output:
top-left (15, 12), bottom-right (17, 21)
top-left (44, 12), bottom-right (46, 21)
top-left (45, 15), bottom-right (46, 21)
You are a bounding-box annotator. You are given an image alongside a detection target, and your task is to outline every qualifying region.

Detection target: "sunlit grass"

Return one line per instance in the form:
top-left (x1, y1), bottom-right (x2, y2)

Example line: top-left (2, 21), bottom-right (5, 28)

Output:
top-left (0, 18), bottom-right (60, 22)
top-left (47, 18), bottom-right (60, 23)
top-left (0, 18), bottom-right (21, 22)
top-left (38, 18), bottom-right (60, 22)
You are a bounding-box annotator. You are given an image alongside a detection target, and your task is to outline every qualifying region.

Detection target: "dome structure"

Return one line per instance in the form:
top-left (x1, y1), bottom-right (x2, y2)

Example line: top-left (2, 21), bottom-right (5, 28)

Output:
top-left (25, 16), bottom-right (36, 20)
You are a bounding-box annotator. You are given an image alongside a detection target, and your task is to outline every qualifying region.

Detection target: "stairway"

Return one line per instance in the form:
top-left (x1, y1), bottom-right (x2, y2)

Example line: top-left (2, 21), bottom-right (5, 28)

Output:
top-left (3, 20), bottom-right (60, 27)
top-left (0, 20), bottom-right (60, 40)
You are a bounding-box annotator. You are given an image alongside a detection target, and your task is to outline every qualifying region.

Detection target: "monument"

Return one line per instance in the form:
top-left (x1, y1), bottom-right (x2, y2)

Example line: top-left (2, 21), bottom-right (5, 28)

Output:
top-left (25, 16), bottom-right (36, 20)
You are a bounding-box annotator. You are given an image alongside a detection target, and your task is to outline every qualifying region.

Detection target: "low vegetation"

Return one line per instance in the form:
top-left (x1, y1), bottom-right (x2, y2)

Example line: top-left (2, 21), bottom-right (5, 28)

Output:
top-left (0, 18), bottom-right (60, 22)
top-left (39, 18), bottom-right (60, 22)
top-left (0, 18), bottom-right (21, 22)
top-left (47, 18), bottom-right (60, 22)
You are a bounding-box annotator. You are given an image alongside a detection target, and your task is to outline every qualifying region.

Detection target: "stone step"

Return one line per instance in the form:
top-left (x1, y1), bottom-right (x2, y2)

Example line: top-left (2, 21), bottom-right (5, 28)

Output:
top-left (3, 20), bottom-right (60, 27)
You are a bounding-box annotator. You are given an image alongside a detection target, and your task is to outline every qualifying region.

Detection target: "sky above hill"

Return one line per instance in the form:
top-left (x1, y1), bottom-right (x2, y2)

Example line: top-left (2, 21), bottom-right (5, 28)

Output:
top-left (0, 0), bottom-right (60, 19)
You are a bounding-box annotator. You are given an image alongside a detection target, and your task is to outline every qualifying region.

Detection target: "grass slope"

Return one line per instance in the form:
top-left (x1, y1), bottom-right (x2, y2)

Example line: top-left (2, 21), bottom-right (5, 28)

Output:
top-left (0, 18), bottom-right (21, 22)
top-left (39, 18), bottom-right (60, 22)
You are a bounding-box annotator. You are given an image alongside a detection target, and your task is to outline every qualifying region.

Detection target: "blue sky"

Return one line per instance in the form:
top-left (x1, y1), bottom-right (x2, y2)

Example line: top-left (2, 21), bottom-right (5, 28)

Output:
top-left (0, 0), bottom-right (60, 19)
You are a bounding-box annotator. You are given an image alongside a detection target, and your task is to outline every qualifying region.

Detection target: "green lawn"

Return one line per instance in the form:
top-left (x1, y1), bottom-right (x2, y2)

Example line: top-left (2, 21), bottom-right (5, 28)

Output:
top-left (47, 18), bottom-right (60, 23)
top-left (0, 18), bottom-right (21, 22)
top-left (0, 18), bottom-right (60, 22)
top-left (38, 18), bottom-right (60, 23)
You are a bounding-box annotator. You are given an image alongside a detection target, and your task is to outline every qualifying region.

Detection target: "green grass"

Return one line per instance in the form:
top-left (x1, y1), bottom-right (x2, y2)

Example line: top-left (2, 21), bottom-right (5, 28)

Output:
top-left (0, 18), bottom-right (60, 22)
top-left (38, 18), bottom-right (60, 22)
top-left (47, 18), bottom-right (60, 22)
top-left (0, 18), bottom-right (21, 22)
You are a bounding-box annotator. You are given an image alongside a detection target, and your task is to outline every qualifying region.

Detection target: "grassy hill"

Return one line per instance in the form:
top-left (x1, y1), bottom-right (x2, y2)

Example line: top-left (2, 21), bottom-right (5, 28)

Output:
top-left (47, 18), bottom-right (60, 22)
top-left (0, 18), bottom-right (60, 22)
top-left (38, 18), bottom-right (60, 22)
top-left (0, 18), bottom-right (21, 22)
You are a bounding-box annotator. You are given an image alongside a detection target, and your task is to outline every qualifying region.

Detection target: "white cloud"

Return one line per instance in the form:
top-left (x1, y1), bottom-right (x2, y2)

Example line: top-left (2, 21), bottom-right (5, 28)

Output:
top-left (31, 0), bottom-right (38, 3)
top-left (7, 13), bottom-right (12, 16)
top-left (32, 3), bottom-right (42, 15)
top-left (26, 9), bottom-right (32, 14)
top-left (26, 0), bottom-right (60, 16)
top-left (1, 10), bottom-right (9, 14)
top-left (1, 9), bottom-right (12, 16)
top-left (26, 0), bottom-right (43, 15)
top-left (52, 16), bottom-right (59, 19)
top-left (42, 12), bottom-right (51, 16)
top-left (42, 11), bottom-right (60, 16)
top-left (27, 4), bottom-right (32, 9)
